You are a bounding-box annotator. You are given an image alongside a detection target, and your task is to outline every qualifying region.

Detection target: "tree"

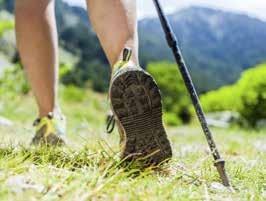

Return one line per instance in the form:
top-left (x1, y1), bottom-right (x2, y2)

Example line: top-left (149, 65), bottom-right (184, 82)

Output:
top-left (147, 62), bottom-right (191, 124)
top-left (237, 64), bottom-right (266, 127)
top-left (200, 63), bottom-right (266, 127)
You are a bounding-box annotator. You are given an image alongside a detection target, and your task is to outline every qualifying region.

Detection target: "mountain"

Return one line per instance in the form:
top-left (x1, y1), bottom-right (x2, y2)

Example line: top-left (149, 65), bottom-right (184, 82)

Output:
top-left (54, 4), bottom-right (266, 92)
top-left (139, 7), bottom-right (266, 92)
top-left (1, 1), bottom-right (266, 93)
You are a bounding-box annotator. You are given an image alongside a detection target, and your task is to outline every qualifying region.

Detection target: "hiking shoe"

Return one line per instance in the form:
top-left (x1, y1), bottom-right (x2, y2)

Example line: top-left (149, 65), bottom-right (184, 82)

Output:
top-left (109, 48), bottom-right (172, 165)
top-left (31, 112), bottom-right (66, 146)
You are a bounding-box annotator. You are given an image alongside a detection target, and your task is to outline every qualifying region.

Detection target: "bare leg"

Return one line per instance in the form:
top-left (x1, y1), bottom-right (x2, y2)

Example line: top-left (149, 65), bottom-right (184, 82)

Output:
top-left (15, 0), bottom-right (59, 117)
top-left (86, 0), bottom-right (138, 67)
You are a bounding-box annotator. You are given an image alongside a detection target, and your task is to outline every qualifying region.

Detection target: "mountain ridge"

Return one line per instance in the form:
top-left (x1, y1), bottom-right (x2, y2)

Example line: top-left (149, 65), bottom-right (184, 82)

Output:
top-left (139, 6), bottom-right (266, 92)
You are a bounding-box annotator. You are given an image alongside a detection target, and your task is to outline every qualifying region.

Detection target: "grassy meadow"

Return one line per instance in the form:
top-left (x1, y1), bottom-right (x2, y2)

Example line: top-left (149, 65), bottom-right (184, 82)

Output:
top-left (0, 87), bottom-right (265, 201)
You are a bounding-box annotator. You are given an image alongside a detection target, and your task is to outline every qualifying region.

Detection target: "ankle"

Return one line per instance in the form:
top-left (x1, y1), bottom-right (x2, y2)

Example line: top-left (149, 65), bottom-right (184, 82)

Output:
top-left (115, 47), bottom-right (138, 64)
top-left (39, 111), bottom-right (52, 118)
top-left (38, 106), bottom-right (63, 118)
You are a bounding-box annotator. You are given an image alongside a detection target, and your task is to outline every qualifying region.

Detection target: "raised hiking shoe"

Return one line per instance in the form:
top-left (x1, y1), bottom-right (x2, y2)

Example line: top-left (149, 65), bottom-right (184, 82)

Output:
top-left (109, 48), bottom-right (172, 165)
top-left (31, 112), bottom-right (66, 146)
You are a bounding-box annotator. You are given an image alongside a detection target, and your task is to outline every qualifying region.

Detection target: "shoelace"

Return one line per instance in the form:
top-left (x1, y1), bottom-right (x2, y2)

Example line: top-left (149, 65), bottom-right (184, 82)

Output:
top-left (106, 114), bottom-right (116, 134)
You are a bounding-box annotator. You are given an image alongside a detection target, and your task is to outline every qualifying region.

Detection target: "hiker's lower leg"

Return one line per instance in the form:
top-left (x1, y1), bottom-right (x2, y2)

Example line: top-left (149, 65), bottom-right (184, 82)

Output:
top-left (86, 0), bottom-right (138, 67)
top-left (15, 0), bottom-right (59, 117)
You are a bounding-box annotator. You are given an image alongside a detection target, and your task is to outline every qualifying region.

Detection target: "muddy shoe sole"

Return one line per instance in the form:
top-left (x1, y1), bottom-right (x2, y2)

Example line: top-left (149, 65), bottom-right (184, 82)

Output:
top-left (110, 67), bottom-right (172, 165)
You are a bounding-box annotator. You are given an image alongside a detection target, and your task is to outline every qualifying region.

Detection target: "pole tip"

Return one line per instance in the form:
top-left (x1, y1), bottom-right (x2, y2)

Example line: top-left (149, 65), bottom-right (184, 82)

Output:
top-left (214, 159), bottom-right (231, 187)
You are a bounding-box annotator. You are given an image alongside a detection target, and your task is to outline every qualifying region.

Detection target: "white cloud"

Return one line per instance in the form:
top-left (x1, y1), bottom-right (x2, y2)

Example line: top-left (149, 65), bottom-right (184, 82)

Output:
top-left (63, 0), bottom-right (266, 21)
top-left (137, 0), bottom-right (266, 20)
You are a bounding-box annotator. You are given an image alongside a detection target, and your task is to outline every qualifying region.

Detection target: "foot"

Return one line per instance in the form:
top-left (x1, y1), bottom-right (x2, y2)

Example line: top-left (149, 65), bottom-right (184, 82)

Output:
top-left (109, 48), bottom-right (172, 165)
top-left (31, 112), bottom-right (67, 146)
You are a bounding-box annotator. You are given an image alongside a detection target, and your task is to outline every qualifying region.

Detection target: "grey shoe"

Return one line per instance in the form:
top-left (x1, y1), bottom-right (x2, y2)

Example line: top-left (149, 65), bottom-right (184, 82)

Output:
top-left (31, 112), bottom-right (67, 146)
top-left (109, 48), bottom-right (172, 165)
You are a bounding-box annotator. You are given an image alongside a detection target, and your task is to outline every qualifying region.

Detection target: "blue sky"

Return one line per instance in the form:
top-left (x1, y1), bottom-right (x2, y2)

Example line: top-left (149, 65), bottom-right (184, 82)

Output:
top-left (63, 0), bottom-right (266, 21)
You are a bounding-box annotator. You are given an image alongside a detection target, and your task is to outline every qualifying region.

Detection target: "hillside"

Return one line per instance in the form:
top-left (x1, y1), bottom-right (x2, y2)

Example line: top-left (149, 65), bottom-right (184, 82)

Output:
top-left (0, 69), bottom-right (265, 200)
top-left (54, 3), bottom-right (266, 92)
top-left (139, 7), bottom-right (266, 92)
top-left (1, 1), bottom-right (266, 93)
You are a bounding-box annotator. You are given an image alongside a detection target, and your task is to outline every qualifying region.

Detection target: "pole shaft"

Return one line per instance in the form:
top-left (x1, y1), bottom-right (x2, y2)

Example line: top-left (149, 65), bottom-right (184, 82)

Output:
top-left (152, 0), bottom-right (230, 186)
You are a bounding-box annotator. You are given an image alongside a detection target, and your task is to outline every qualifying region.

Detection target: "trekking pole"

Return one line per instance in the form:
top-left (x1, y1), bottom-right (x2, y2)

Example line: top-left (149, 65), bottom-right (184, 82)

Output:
top-left (152, 0), bottom-right (231, 187)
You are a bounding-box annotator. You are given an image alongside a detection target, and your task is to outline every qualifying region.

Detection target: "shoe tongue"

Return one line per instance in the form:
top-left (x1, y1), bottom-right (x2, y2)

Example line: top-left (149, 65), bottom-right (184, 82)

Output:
top-left (122, 48), bottom-right (132, 62)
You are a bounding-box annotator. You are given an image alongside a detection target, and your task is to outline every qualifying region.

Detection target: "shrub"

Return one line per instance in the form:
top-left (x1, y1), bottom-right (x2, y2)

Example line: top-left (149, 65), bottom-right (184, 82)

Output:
top-left (61, 85), bottom-right (86, 102)
top-left (200, 85), bottom-right (240, 112)
top-left (147, 62), bottom-right (192, 124)
top-left (0, 65), bottom-right (30, 96)
top-left (62, 60), bottom-right (109, 93)
top-left (0, 20), bottom-right (14, 37)
top-left (164, 112), bottom-right (182, 126)
top-left (237, 64), bottom-right (266, 127)
top-left (200, 63), bottom-right (266, 127)
top-left (59, 62), bottom-right (73, 79)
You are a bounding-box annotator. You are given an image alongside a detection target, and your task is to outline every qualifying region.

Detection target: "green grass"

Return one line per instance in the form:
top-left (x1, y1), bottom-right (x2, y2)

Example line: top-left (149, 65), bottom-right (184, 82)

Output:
top-left (0, 89), bottom-right (265, 200)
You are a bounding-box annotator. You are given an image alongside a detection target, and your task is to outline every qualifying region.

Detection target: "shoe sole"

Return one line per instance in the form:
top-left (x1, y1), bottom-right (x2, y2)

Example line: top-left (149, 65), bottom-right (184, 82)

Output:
top-left (110, 67), bottom-right (172, 165)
